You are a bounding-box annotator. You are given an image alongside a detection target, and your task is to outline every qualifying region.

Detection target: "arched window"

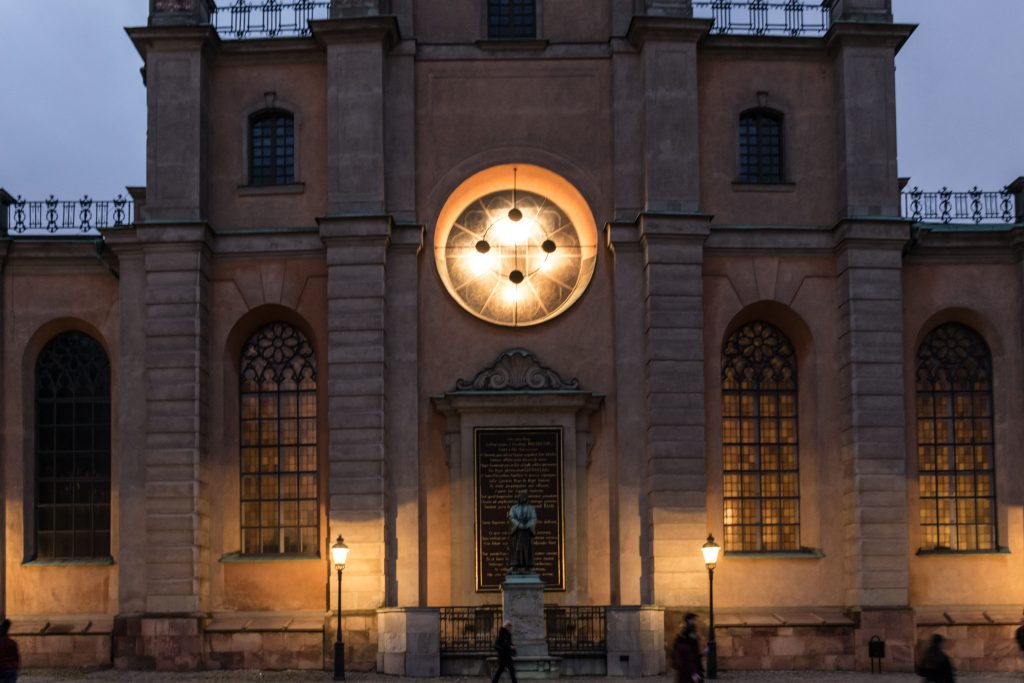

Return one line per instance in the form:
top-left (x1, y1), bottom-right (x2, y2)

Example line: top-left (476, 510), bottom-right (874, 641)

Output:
top-left (35, 331), bottom-right (111, 559)
top-left (239, 322), bottom-right (317, 555)
top-left (722, 321), bottom-right (799, 551)
top-left (488, 0), bottom-right (536, 38)
top-left (738, 109), bottom-right (783, 184)
top-left (916, 323), bottom-right (996, 551)
top-left (249, 109), bottom-right (295, 186)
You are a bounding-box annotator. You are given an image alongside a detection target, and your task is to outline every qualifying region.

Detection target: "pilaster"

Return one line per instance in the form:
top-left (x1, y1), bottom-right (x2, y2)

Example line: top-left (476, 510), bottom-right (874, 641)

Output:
top-left (313, 17), bottom-right (399, 216)
top-left (385, 224), bottom-right (423, 606)
top-left (607, 223), bottom-right (644, 605)
top-left (127, 16), bottom-right (216, 223)
top-left (827, 21), bottom-right (914, 219)
top-left (830, 0), bottom-right (892, 24)
top-left (138, 223), bottom-right (212, 619)
top-left (832, 219), bottom-right (911, 612)
top-left (320, 215), bottom-right (391, 616)
top-left (627, 17), bottom-right (710, 214)
top-left (638, 213), bottom-right (711, 606)
top-left (0, 238), bottom-right (9, 621)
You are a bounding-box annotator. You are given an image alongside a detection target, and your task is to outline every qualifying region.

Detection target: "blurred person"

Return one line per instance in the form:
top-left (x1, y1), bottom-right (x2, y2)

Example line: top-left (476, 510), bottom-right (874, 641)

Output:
top-left (917, 633), bottom-right (955, 683)
top-left (671, 612), bottom-right (705, 683)
top-left (0, 619), bottom-right (19, 683)
top-left (492, 620), bottom-right (517, 683)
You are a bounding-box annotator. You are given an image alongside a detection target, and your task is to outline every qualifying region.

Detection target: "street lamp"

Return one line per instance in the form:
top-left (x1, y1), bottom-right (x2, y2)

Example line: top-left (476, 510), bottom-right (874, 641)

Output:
top-left (331, 534), bottom-right (350, 681)
top-left (701, 534), bottom-right (721, 679)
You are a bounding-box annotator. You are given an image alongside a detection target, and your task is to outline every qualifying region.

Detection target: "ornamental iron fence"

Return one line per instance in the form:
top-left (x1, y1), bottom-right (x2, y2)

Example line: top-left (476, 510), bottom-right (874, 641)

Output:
top-left (211, 0), bottom-right (330, 39)
top-left (439, 605), bottom-right (607, 655)
top-left (4, 195), bottom-right (134, 236)
top-left (692, 0), bottom-right (832, 37)
top-left (902, 187), bottom-right (1016, 225)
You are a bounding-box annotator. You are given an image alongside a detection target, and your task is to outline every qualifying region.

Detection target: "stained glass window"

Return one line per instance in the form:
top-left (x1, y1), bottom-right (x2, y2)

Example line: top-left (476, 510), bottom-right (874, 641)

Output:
top-left (250, 110), bottom-right (295, 186)
top-left (739, 109), bottom-right (783, 184)
top-left (240, 322), bottom-right (318, 554)
top-left (916, 323), bottom-right (996, 551)
top-left (722, 321), bottom-right (799, 551)
top-left (35, 331), bottom-right (111, 559)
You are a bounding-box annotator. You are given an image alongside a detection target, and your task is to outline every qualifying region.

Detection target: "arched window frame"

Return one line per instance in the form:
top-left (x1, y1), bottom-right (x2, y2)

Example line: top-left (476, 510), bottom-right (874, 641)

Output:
top-left (486, 0), bottom-right (538, 39)
top-left (33, 331), bottom-right (112, 560)
top-left (239, 321), bottom-right (319, 556)
top-left (721, 321), bottom-right (800, 552)
top-left (738, 108), bottom-right (784, 184)
top-left (247, 108), bottom-right (296, 187)
top-left (915, 322), bottom-right (997, 552)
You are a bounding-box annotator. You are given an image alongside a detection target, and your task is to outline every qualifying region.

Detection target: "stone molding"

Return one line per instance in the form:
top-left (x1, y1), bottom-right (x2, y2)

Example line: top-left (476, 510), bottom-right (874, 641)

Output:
top-left (453, 348), bottom-right (581, 392)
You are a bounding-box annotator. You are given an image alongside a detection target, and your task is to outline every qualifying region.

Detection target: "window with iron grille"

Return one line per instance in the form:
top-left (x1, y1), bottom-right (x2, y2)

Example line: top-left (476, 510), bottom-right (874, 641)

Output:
top-left (35, 331), bottom-right (111, 559)
top-left (240, 322), bottom-right (318, 555)
top-left (916, 323), bottom-right (996, 551)
top-left (738, 109), bottom-right (783, 183)
top-left (488, 0), bottom-right (536, 38)
top-left (249, 109), bottom-right (295, 186)
top-left (722, 321), bottom-right (799, 551)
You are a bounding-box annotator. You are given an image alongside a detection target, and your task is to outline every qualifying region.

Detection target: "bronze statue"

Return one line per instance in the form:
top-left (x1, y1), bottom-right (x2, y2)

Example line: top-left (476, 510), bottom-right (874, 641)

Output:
top-left (507, 490), bottom-right (537, 572)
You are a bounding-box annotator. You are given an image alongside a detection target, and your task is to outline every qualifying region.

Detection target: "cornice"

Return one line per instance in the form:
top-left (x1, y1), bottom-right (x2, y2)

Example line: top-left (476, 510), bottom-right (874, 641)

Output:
top-left (310, 16), bottom-right (400, 50)
top-left (126, 25), bottom-right (220, 60)
top-left (824, 21), bottom-right (916, 54)
top-left (626, 16), bottom-right (713, 48)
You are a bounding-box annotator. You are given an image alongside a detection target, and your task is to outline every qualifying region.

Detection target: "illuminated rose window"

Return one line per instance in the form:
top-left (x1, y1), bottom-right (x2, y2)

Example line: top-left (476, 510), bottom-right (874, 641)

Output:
top-left (435, 167), bottom-right (597, 327)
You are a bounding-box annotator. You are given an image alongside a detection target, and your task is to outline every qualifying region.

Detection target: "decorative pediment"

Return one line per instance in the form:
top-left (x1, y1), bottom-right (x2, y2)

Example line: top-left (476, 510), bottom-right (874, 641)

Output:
top-left (454, 349), bottom-right (580, 392)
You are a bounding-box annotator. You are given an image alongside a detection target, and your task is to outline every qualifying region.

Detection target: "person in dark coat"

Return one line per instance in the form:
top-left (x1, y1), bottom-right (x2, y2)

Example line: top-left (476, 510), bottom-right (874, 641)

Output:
top-left (1015, 613), bottom-right (1024, 655)
top-left (917, 633), bottom-right (955, 683)
top-left (671, 613), bottom-right (704, 683)
top-left (0, 619), bottom-right (19, 683)
top-left (492, 620), bottom-right (518, 683)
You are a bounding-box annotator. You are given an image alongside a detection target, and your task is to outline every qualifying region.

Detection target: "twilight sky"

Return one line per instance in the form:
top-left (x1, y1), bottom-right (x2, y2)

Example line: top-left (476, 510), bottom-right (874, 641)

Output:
top-left (0, 0), bottom-right (1021, 203)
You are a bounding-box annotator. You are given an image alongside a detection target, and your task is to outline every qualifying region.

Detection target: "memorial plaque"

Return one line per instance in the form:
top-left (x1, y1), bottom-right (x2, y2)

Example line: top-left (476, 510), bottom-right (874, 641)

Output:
top-left (475, 428), bottom-right (564, 591)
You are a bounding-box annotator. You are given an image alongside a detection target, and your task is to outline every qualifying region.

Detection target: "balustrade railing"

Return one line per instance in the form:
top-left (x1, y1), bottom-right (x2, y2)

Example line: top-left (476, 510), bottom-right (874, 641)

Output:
top-left (4, 195), bottom-right (134, 236)
top-left (902, 187), bottom-right (1016, 225)
top-left (211, 0), bottom-right (330, 39)
top-left (439, 606), bottom-right (502, 654)
top-left (692, 0), bottom-right (832, 36)
top-left (439, 605), bottom-right (607, 655)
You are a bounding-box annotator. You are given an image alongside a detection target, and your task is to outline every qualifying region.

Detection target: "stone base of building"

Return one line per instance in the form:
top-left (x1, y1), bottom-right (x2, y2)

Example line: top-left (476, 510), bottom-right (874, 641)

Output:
top-left (488, 655), bottom-right (562, 679)
top-left (112, 615), bottom-right (202, 670)
top-left (204, 612), bottom-right (325, 669)
top-left (376, 607), bottom-right (440, 677)
top-left (916, 607), bottom-right (1024, 673)
top-left (326, 609), bottom-right (379, 672)
top-left (11, 616), bottom-right (113, 667)
top-left (606, 605), bottom-right (666, 676)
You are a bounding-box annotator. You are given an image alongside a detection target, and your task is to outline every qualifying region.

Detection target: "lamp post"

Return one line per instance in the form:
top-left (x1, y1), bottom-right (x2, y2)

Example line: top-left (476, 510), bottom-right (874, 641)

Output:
top-left (331, 534), bottom-right (350, 681)
top-left (701, 534), bottom-right (721, 680)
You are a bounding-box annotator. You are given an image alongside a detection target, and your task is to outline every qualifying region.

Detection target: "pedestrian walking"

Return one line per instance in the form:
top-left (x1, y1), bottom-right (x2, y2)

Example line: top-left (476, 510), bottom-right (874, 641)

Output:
top-left (917, 633), bottom-right (955, 683)
top-left (0, 619), bottom-right (19, 683)
top-left (491, 620), bottom-right (518, 683)
top-left (1015, 613), bottom-right (1024, 657)
top-left (671, 612), bottom-right (705, 683)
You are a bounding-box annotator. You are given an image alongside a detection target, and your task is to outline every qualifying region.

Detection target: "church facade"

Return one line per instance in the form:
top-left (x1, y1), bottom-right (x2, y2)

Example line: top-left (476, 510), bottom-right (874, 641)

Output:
top-left (2, 0), bottom-right (1024, 674)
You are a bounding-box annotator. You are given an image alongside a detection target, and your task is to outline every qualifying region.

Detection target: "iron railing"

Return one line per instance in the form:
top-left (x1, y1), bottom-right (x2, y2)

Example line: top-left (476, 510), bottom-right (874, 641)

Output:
top-left (211, 0), bottom-right (330, 39)
top-left (5, 195), bottom-right (134, 236)
top-left (439, 605), bottom-right (607, 655)
top-left (693, 0), bottom-right (832, 36)
top-left (902, 187), bottom-right (1016, 225)
top-left (545, 605), bottom-right (606, 655)
top-left (439, 606), bottom-right (503, 654)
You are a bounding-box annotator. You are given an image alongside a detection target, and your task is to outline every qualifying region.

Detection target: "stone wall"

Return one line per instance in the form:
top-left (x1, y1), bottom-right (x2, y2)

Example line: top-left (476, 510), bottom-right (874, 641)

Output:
top-left (916, 608), bottom-right (1024, 673)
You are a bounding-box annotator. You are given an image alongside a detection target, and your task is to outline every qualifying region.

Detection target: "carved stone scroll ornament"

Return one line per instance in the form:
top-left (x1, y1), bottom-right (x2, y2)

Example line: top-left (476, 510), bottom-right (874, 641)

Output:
top-left (454, 349), bottom-right (581, 392)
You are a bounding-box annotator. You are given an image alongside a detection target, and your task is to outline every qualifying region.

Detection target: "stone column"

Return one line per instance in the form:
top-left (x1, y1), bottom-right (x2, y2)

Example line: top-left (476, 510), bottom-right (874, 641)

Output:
top-left (1007, 176), bottom-right (1024, 223)
top-left (833, 220), bottom-right (913, 671)
top-left (828, 20), bottom-right (913, 219)
top-left (606, 223), bottom-right (645, 605)
top-left (638, 215), bottom-right (710, 608)
top-left (385, 224), bottom-right (423, 606)
top-left (0, 237), bottom-right (8, 621)
top-left (638, 0), bottom-right (693, 18)
top-left (320, 216), bottom-right (390, 671)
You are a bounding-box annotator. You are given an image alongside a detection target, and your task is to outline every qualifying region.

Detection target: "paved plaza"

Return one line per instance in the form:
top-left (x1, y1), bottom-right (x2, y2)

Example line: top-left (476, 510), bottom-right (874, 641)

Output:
top-left (14, 672), bottom-right (1024, 682)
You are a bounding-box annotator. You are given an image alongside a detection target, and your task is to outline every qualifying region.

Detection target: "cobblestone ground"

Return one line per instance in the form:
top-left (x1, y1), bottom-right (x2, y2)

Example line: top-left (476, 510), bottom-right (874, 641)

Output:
top-left (15, 671), bottom-right (1024, 682)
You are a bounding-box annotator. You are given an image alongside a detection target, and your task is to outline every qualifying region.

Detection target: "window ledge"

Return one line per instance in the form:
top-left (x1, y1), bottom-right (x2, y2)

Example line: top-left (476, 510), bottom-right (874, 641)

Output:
top-left (477, 39), bottom-right (548, 51)
top-left (916, 546), bottom-right (1010, 556)
top-left (23, 557), bottom-right (115, 567)
top-left (732, 181), bottom-right (796, 193)
top-left (237, 182), bottom-right (305, 196)
top-left (220, 552), bottom-right (321, 563)
top-left (724, 548), bottom-right (824, 559)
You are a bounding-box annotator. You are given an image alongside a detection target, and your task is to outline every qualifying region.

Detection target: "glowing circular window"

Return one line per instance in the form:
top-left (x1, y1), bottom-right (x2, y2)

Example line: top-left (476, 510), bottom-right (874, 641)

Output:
top-left (434, 165), bottom-right (598, 327)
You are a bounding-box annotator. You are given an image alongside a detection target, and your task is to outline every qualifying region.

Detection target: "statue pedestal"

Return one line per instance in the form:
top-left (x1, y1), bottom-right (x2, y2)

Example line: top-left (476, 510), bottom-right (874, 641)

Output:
top-left (496, 573), bottom-right (561, 679)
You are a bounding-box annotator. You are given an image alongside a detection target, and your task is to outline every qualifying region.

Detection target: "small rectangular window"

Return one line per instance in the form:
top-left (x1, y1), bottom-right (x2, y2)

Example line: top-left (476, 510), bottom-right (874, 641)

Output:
top-left (488, 0), bottom-right (536, 39)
